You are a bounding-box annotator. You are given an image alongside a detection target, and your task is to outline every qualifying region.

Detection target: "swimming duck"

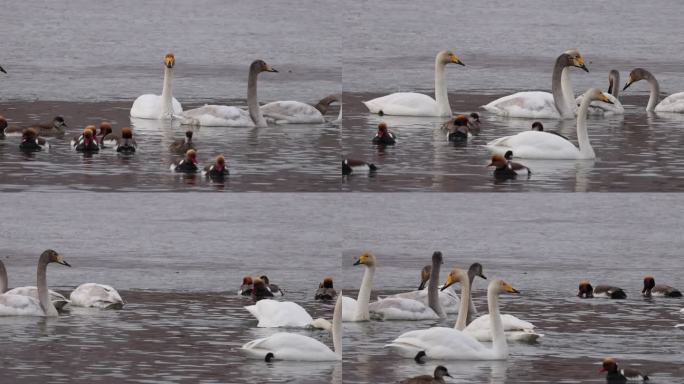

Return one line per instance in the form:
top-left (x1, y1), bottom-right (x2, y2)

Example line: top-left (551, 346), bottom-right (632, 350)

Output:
top-left (601, 358), bottom-right (649, 383)
top-left (114, 127), bottom-right (137, 153)
top-left (342, 159), bottom-right (377, 175)
top-left (315, 277), bottom-right (337, 300)
top-left (399, 366), bottom-right (452, 384)
top-left (70, 125), bottom-right (96, 148)
top-left (4, 116), bottom-right (68, 138)
top-left (260, 275), bottom-right (283, 296)
top-left (442, 114), bottom-right (471, 143)
top-left (169, 130), bottom-right (195, 155)
top-left (488, 151), bottom-right (530, 179)
top-left (203, 155), bottom-right (228, 180)
top-left (372, 122), bottom-right (396, 145)
top-left (19, 128), bottom-right (50, 152)
top-left (642, 276), bottom-right (682, 298)
top-left (170, 149), bottom-right (198, 173)
top-left (74, 127), bottom-right (100, 153)
top-left (252, 277), bottom-right (274, 301)
top-left (577, 281), bottom-right (626, 299)
top-left (238, 276), bottom-right (253, 296)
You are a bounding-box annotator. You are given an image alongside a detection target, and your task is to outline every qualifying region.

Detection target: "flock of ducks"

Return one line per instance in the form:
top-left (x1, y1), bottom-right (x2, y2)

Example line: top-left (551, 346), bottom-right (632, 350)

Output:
top-left (0, 54), bottom-right (341, 180)
top-left (343, 49), bottom-right (684, 180)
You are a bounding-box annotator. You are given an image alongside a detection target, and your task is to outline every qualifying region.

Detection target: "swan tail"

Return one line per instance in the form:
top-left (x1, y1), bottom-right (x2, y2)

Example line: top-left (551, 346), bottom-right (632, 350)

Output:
top-left (310, 317), bottom-right (332, 331)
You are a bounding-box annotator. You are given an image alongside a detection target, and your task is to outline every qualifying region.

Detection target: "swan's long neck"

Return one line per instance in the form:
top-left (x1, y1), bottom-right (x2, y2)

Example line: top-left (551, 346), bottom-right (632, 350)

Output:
top-left (160, 66), bottom-right (174, 119)
top-left (247, 68), bottom-right (267, 127)
top-left (552, 56), bottom-right (573, 119)
top-left (645, 74), bottom-right (660, 112)
top-left (332, 293), bottom-right (342, 358)
top-left (576, 91), bottom-right (595, 159)
top-left (36, 256), bottom-right (57, 317)
top-left (454, 271), bottom-right (470, 330)
top-left (609, 71), bottom-right (620, 99)
top-left (0, 261), bottom-right (7, 293)
top-left (487, 283), bottom-right (507, 359)
top-left (354, 265), bottom-right (374, 321)
top-left (427, 258), bottom-right (445, 318)
top-left (434, 58), bottom-right (451, 117)
top-left (466, 269), bottom-right (477, 325)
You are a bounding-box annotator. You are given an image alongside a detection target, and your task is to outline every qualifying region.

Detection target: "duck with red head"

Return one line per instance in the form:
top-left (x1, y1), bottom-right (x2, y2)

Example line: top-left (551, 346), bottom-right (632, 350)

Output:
top-left (96, 121), bottom-right (113, 146)
top-left (170, 130), bottom-right (195, 155)
top-left (171, 149), bottom-right (199, 173)
top-left (600, 358), bottom-right (649, 383)
top-left (203, 155), bottom-right (229, 180)
top-left (70, 125), bottom-right (95, 148)
top-left (642, 276), bottom-right (682, 298)
top-left (75, 127), bottom-right (100, 153)
top-left (442, 114), bottom-right (471, 143)
top-left (372, 122), bottom-right (396, 145)
top-left (260, 275), bottom-right (283, 296)
top-left (238, 276), bottom-right (254, 296)
top-left (252, 277), bottom-right (275, 301)
top-left (114, 127), bottom-right (137, 153)
top-left (315, 277), bottom-right (337, 300)
top-left (578, 281), bottom-right (626, 299)
top-left (19, 128), bottom-right (50, 152)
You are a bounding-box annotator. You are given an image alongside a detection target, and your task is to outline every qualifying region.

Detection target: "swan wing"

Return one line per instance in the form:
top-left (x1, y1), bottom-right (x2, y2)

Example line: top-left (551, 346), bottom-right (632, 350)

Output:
top-left (69, 283), bottom-right (124, 309)
top-left (466, 314), bottom-right (535, 332)
top-left (576, 93), bottom-right (624, 115)
top-left (362, 92), bottom-right (439, 116)
top-left (244, 299), bottom-right (313, 328)
top-left (486, 130), bottom-right (580, 159)
top-left (130, 94), bottom-right (183, 119)
top-left (465, 328), bottom-right (543, 342)
top-left (241, 332), bottom-right (338, 361)
top-left (381, 290), bottom-right (459, 314)
top-left (655, 92), bottom-right (684, 113)
top-left (180, 105), bottom-right (254, 127)
top-left (386, 327), bottom-right (488, 360)
top-left (341, 296), bottom-right (358, 322)
top-left (368, 297), bottom-right (438, 320)
top-left (0, 293), bottom-right (45, 316)
top-left (6, 286), bottom-right (70, 309)
top-left (482, 91), bottom-right (560, 119)
top-left (260, 101), bottom-right (326, 124)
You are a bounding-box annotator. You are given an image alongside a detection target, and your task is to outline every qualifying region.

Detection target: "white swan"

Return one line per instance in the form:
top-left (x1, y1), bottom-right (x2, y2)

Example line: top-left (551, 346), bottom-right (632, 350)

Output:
top-left (482, 49), bottom-right (588, 119)
top-left (362, 50), bottom-right (465, 117)
top-left (245, 299), bottom-right (331, 330)
top-left (576, 69), bottom-right (624, 115)
top-left (342, 252), bottom-right (375, 322)
top-left (367, 251), bottom-right (446, 320)
top-left (622, 68), bottom-right (684, 113)
top-left (130, 53), bottom-right (183, 120)
top-left (386, 269), bottom-right (519, 361)
top-left (0, 259), bottom-right (69, 310)
top-left (486, 88), bottom-right (611, 159)
top-left (70, 283), bottom-right (125, 309)
top-left (0, 250), bottom-right (70, 317)
top-left (260, 95), bottom-right (338, 124)
top-left (379, 288), bottom-right (460, 315)
top-left (180, 60), bottom-right (277, 127)
top-left (464, 314), bottom-right (540, 342)
top-left (241, 294), bottom-right (342, 361)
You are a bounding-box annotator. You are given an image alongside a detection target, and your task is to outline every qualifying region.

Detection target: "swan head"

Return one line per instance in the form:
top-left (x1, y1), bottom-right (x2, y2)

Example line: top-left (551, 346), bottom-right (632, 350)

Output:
top-left (99, 121), bottom-right (113, 136)
top-left (531, 121), bottom-right (544, 131)
top-left (642, 276), bottom-right (655, 296)
top-left (52, 116), bottom-right (68, 129)
top-left (434, 366), bottom-right (452, 380)
top-left (623, 68), bottom-right (652, 91)
top-left (353, 252), bottom-right (376, 267)
top-left (251, 59), bottom-right (278, 74)
top-left (600, 358), bottom-right (619, 373)
top-left (585, 88), bottom-right (612, 104)
top-left (441, 268), bottom-right (467, 291)
top-left (563, 49), bottom-right (588, 72)
top-left (491, 279), bottom-right (519, 295)
top-left (577, 280), bottom-right (594, 298)
top-left (321, 276), bottom-right (334, 288)
top-left (22, 127), bottom-right (38, 139)
top-left (185, 149), bottom-right (198, 164)
top-left (40, 249), bottom-right (71, 267)
top-left (121, 127), bottom-right (133, 139)
top-left (0, 65), bottom-right (6, 74)
top-left (438, 50), bottom-right (465, 66)
top-left (468, 262), bottom-right (487, 279)
top-left (419, 265), bottom-right (432, 290)
top-left (164, 53), bottom-right (175, 69)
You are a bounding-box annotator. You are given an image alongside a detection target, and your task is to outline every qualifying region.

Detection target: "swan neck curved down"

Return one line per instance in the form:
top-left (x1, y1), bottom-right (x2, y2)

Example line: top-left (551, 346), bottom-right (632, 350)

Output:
top-left (247, 67), bottom-right (267, 127)
top-left (465, 269), bottom-right (477, 325)
top-left (551, 56), bottom-right (573, 119)
top-left (0, 261), bottom-right (7, 293)
top-left (609, 71), bottom-right (620, 98)
top-left (487, 283), bottom-right (507, 359)
top-left (354, 265), bottom-right (374, 321)
top-left (454, 271), bottom-right (470, 330)
top-left (434, 58), bottom-right (451, 117)
top-left (160, 66), bottom-right (174, 119)
top-left (332, 294), bottom-right (342, 358)
top-left (646, 75), bottom-right (660, 112)
top-left (427, 257), bottom-right (444, 317)
top-left (576, 91), bottom-right (595, 159)
top-left (36, 256), bottom-right (57, 316)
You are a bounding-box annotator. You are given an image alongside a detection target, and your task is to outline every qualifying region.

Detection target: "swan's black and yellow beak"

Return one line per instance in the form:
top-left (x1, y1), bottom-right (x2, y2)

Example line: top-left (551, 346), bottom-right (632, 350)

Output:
top-left (265, 64), bottom-right (278, 73)
top-left (599, 93), bottom-right (614, 104)
top-left (574, 56), bottom-right (589, 72)
top-left (441, 272), bottom-right (460, 291)
top-left (502, 281), bottom-right (519, 294)
top-left (164, 54), bottom-right (175, 69)
top-left (56, 254), bottom-right (71, 267)
top-left (479, 272), bottom-right (487, 279)
top-left (0, 66), bottom-right (6, 74)
top-left (450, 54), bottom-right (465, 66)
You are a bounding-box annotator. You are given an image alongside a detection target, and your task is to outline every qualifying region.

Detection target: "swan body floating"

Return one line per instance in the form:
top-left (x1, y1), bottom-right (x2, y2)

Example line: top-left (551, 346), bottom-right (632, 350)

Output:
top-left (260, 95), bottom-right (338, 124)
top-left (623, 68), bottom-right (684, 113)
top-left (245, 299), bottom-right (330, 329)
top-left (241, 294), bottom-right (342, 361)
top-left (180, 60), bottom-right (277, 127)
top-left (486, 88), bottom-right (610, 159)
top-left (482, 50), bottom-right (588, 119)
top-left (576, 69), bottom-right (624, 115)
top-left (0, 250), bottom-right (70, 317)
top-left (464, 313), bottom-right (541, 343)
top-left (70, 283), bottom-right (125, 309)
top-left (130, 53), bottom-right (183, 120)
top-left (0, 259), bottom-right (69, 310)
top-left (386, 269), bottom-right (519, 361)
top-left (362, 50), bottom-right (465, 117)
top-left (342, 252), bottom-right (376, 322)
